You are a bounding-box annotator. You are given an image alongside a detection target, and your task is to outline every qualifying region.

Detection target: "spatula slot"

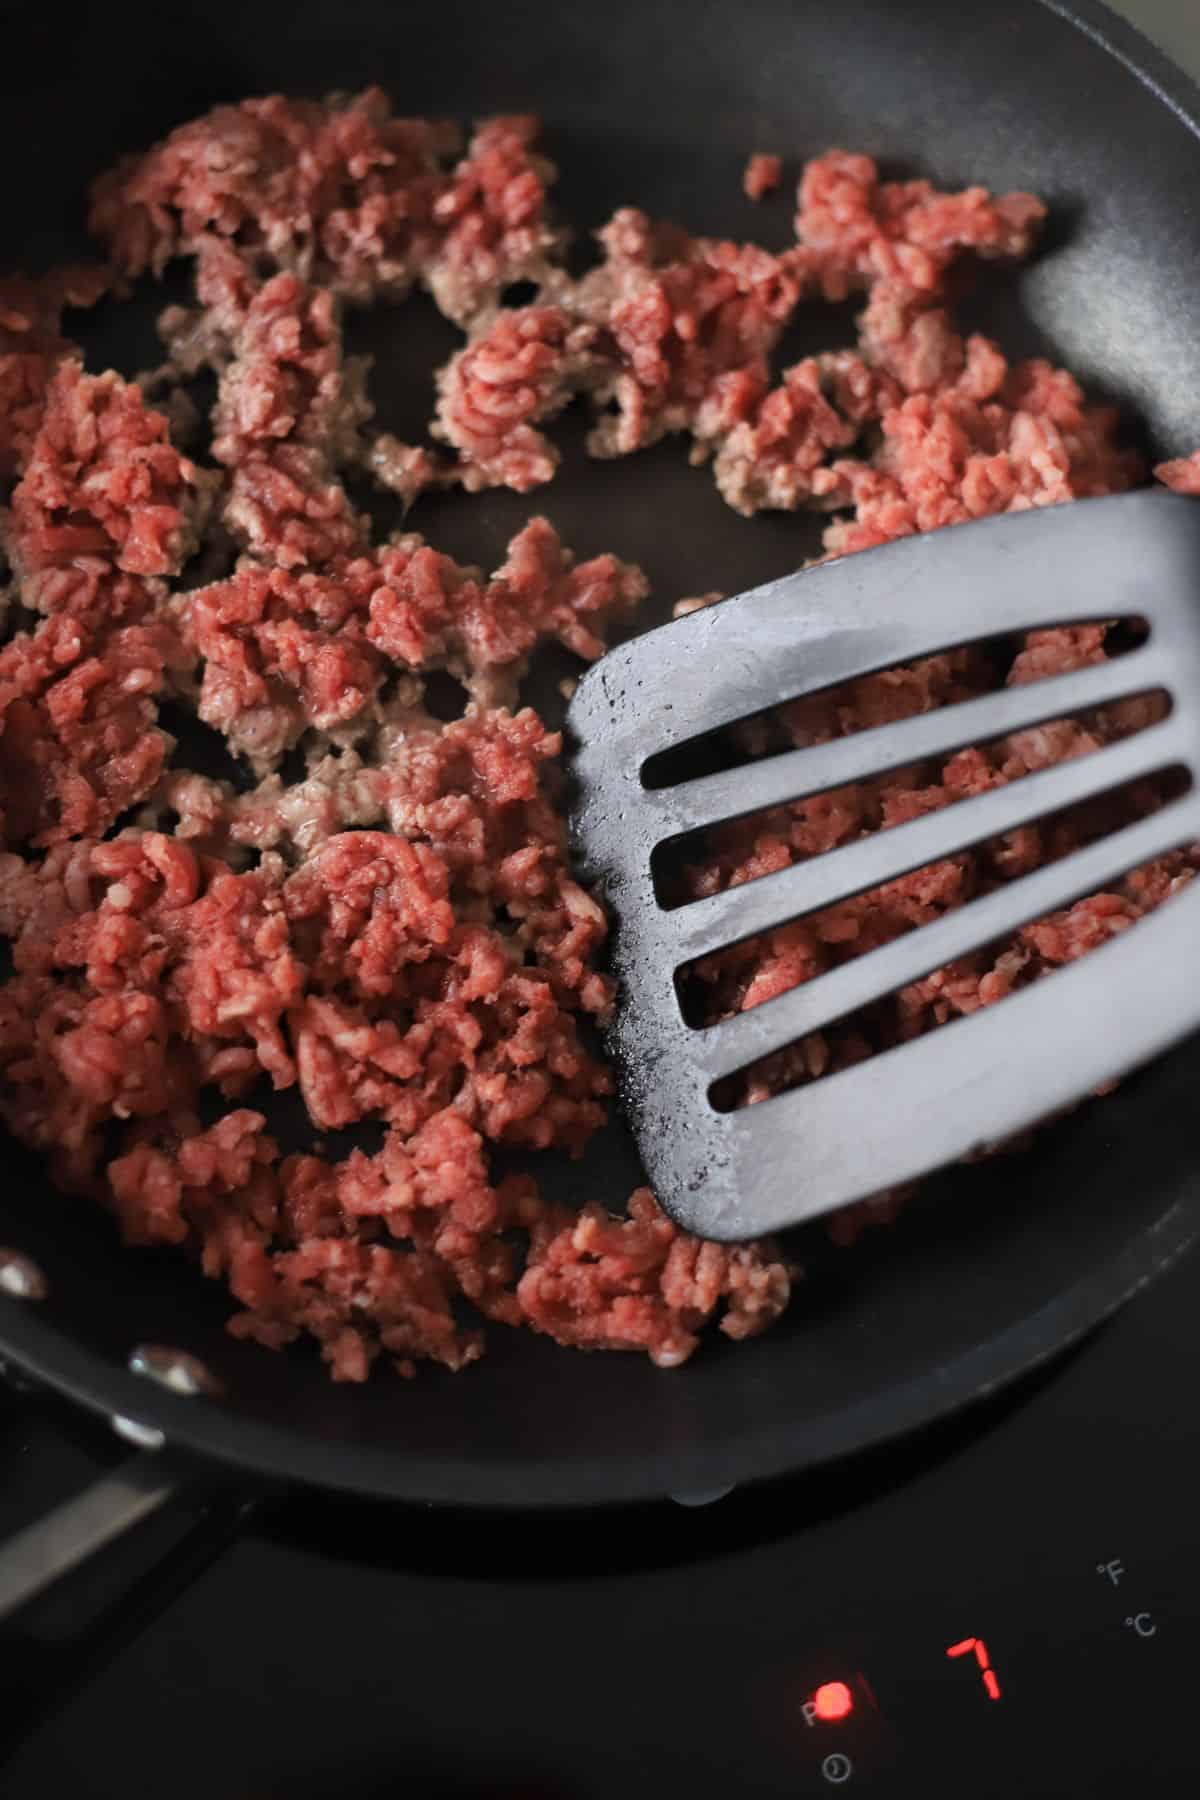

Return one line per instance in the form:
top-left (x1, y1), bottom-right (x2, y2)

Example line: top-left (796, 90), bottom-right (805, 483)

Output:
top-left (690, 768), bottom-right (1194, 1109)
top-left (650, 682), bottom-right (1171, 910)
top-left (640, 616), bottom-right (1149, 797)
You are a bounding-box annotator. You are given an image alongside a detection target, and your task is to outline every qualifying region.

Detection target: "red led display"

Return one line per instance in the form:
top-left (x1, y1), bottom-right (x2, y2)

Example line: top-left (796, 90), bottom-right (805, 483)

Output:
top-left (812, 1681), bottom-right (854, 1722)
top-left (947, 1636), bottom-right (1002, 1701)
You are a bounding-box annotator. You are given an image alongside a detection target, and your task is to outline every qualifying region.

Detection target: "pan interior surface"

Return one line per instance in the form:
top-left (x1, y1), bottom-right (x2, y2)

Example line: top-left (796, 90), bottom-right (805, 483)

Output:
top-left (1, 0), bottom-right (1199, 1504)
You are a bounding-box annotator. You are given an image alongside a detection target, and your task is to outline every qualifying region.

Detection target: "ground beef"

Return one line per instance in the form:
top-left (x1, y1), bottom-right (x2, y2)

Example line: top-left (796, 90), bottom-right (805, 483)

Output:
top-left (363, 436), bottom-right (443, 508)
top-left (0, 806), bottom-right (785, 1378)
top-left (221, 444), bottom-right (369, 574)
top-left (153, 239), bottom-right (262, 378)
top-left (0, 103), bottom-right (1189, 1382)
top-left (197, 259), bottom-right (452, 540)
top-left (0, 611), bottom-right (184, 847)
top-left (89, 91), bottom-right (558, 323)
top-left (89, 90), bottom-right (451, 292)
top-left (1156, 448), bottom-right (1200, 494)
top-left (743, 153), bottom-right (783, 201)
top-left (432, 304), bottom-right (599, 492)
top-left (577, 213), bottom-right (811, 461)
top-left (155, 248), bottom-right (439, 540)
top-left (155, 703), bottom-right (623, 1023)
top-left (712, 353), bottom-right (878, 517)
top-left (209, 270), bottom-right (372, 471)
top-left (794, 150), bottom-right (1045, 298)
top-left (819, 348), bottom-right (1141, 554)
top-left (517, 1187), bottom-right (792, 1365)
top-left (281, 826), bottom-right (610, 1148)
top-left (410, 150), bottom-right (1047, 499)
top-left (423, 114), bottom-right (564, 326)
top-left (0, 265), bottom-right (108, 479)
top-left (184, 515), bottom-right (646, 767)
top-left (8, 360), bottom-right (213, 579)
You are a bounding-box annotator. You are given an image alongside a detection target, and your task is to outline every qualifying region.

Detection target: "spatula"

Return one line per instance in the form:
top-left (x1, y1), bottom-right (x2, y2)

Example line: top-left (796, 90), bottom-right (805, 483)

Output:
top-left (566, 489), bottom-right (1200, 1240)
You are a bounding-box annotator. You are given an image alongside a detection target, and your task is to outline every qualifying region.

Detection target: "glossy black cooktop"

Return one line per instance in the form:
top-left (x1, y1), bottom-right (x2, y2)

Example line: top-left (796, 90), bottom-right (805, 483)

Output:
top-left (1, 1229), bottom-right (1196, 1799)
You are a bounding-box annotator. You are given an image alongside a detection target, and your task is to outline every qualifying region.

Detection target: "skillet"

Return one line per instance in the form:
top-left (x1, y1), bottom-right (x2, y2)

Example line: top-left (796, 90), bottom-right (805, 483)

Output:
top-left (1, 0), bottom-right (1200, 1545)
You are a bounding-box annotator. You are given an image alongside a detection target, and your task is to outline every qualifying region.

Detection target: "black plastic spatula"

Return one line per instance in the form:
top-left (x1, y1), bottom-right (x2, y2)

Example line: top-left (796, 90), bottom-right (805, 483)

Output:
top-left (567, 490), bottom-right (1200, 1241)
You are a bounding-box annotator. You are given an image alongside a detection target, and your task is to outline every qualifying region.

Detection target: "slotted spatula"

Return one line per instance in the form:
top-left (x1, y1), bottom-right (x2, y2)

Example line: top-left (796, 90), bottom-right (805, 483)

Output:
top-left (567, 489), bottom-right (1200, 1241)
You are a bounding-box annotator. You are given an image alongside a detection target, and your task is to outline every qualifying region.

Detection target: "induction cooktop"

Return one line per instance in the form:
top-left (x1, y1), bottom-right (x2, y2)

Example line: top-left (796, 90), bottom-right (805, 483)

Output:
top-left (0, 1224), bottom-right (1195, 1799)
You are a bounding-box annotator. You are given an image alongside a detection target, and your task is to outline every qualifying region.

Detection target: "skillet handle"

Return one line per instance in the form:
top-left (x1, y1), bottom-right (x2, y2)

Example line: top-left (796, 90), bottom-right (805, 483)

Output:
top-left (0, 1453), bottom-right (179, 1622)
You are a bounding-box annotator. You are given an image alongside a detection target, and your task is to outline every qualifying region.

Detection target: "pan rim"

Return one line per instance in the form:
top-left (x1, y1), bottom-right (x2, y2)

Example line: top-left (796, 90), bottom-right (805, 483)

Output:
top-left (3, 0), bottom-right (1200, 1508)
top-left (3, 1185), bottom-right (1197, 1505)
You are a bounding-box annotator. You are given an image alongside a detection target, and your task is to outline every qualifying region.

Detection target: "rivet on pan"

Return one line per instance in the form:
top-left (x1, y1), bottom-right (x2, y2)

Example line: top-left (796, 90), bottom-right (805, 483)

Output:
top-left (129, 1345), bottom-right (222, 1399)
top-left (668, 1485), bottom-right (735, 1508)
top-left (0, 1249), bottom-right (48, 1302)
top-left (111, 1415), bottom-right (167, 1451)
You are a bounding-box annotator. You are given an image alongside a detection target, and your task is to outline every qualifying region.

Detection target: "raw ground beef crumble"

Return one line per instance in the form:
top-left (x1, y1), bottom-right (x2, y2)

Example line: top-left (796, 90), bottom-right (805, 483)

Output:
top-left (743, 153), bottom-right (783, 201)
top-left (1, 87), bottom-right (1196, 1381)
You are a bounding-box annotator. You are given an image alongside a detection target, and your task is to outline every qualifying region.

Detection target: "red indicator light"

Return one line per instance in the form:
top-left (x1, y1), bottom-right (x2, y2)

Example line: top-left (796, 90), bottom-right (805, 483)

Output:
top-left (946, 1636), bottom-right (1002, 1701)
top-left (812, 1681), bottom-right (854, 1722)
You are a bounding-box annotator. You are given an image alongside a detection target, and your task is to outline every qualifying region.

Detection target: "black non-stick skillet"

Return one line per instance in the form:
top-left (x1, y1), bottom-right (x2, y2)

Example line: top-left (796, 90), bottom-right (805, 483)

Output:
top-left (1, 0), bottom-right (1199, 1586)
